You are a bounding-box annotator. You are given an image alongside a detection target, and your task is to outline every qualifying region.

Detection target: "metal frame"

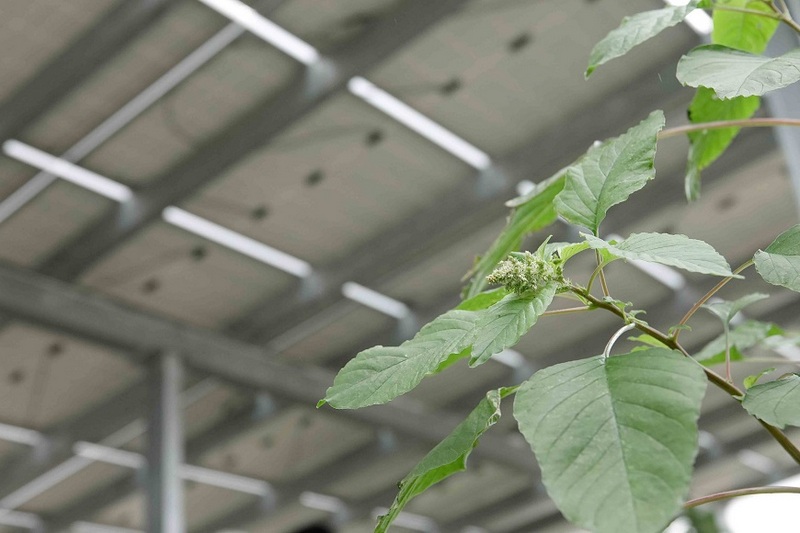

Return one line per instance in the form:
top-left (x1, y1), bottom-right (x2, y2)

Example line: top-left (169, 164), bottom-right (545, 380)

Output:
top-left (37, 0), bottom-right (475, 282)
top-left (0, 0), bottom-right (176, 142)
top-left (0, 0), bottom-right (796, 531)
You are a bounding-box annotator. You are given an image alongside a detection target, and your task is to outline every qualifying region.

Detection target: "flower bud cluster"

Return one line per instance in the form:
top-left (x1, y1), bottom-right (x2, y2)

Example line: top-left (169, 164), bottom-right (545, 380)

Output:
top-left (486, 251), bottom-right (564, 294)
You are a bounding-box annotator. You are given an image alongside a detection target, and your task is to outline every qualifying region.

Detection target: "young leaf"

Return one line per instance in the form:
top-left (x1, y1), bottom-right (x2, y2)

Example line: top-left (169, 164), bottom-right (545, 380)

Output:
top-left (544, 241), bottom-right (591, 264)
top-left (677, 45), bottom-right (800, 98)
top-left (469, 283), bottom-right (557, 367)
top-left (456, 287), bottom-right (509, 311)
top-left (685, 88), bottom-right (761, 200)
top-left (742, 373), bottom-right (800, 428)
top-left (754, 224), bottom-right (800, 292)
top-left (744, 368), bottom-right (775, 389)
top-left (463, 171), bottom-right (566, 299)
top-left (554, 110), bottom-right (665, 235)
top-left (586, 0), bottom-right (701, 77)
top-left (514, 349), bottom-right (707, 533)
top-left (711, 0), bottom-right (780, 54)
top-left (628, 333), bottom-right (669, 348)
top-left (694, 319), bottom-right (782, 365)
top-left (375, 388), bottom-right (508, 533)
top-left (583, 232), bottom-right (734, 277)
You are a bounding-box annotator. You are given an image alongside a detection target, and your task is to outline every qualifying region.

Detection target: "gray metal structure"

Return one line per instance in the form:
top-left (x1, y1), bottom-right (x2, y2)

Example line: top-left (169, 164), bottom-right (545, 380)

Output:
top-left (0, 1), bottom-right (797, 532)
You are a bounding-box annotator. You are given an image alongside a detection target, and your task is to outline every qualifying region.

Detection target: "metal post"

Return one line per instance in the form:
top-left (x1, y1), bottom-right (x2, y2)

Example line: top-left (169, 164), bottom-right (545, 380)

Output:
top-left (147, 352), bottom-right (184, 533)
top-left (766, 1), bottom-right (800, 215)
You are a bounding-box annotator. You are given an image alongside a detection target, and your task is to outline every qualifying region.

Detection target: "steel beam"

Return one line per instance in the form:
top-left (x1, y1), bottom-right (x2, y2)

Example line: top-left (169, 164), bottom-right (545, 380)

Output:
top-left (227, 46), bottom-right (701, 345)
top-left (0, 0), bottom-right (177, 142)
top-left (0, 382), bottom-right (149, 503)
top-left (147, 352), bottom-right (185, 533)
top-left (0, 261), bottom-right (531, 471)
top-left (38, 0), bottom-right (475, 281)
top-left (766, 3), bottom-right (800, 215)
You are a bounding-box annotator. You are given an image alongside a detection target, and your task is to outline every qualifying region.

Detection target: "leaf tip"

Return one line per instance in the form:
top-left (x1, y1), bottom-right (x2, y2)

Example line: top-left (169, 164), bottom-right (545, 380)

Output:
top-left (316, 399), bottom-right (327, 409)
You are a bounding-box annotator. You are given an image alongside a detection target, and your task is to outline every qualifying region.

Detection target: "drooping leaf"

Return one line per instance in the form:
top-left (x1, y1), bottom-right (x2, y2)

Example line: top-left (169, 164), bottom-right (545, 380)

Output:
top-left (514, 349), bottom-right (707, 533)
top-left (583, 232), bottom-right (734, 277)
top-left (712, 0), bottom-right (780, 54)
top-left (694, 319), bottom-right (782, 365)
top-left (742, 373), bottom-right (800, 428)
top-left (318, 311), bottom-right (477, 409)
top-left (456, 287), bottom-right (509, 311)
top-left (586, 0), bottom-right (701, 77)
top-left (685, 88), bottom-right (761, 200)
top-left (320, 286), bottom-right (556, 409)
top-left (463, 171), bottom-right (566, 299)
top-left (744, 367), bottom-right (775, 389)
top-left (375, 388), bottom-right (509, 533)
top-left (677, 45), bottom-right (800, 98)
top-left (554, 110), bottom-right (665, 235)
top-left (754, 224), bottom-right (800, 292)
top-left (469, 283), bottom-right (557, 366)
top-left (703, 293), bottom-right (770, 323)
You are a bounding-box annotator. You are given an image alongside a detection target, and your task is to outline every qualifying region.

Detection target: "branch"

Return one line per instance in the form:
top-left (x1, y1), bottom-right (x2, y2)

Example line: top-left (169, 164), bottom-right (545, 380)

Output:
top-left (572, 286), bottom-right (800, 467)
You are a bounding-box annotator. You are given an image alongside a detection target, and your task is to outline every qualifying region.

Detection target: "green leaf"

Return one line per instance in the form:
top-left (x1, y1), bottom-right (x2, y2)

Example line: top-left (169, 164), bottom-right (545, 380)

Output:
top-left (320, 285), bottom-right (556, 409)
top-left (456, 287), bottom-right (509, 311)
top-left (744, 368), bottom-right (775, 389)
top-left (694, 319), bottom-right (782, 365)
top-left (463, 171), bottom-right (566, 299)
top-left (554, 110), bottom-right (665, 235)
top-left (469, 283), bottom-right (557, 366)
top-left (684, 0), bottom-right (778, 200)
top-left (514, 349), bottom-right (707, 533)
top-left (685, 88), bottom-right (761, 200)
top-left (583, 232), bottom-right (734, 277)
top-left (318, 310), bottom-right (478, 409)
top-left (703, 293), bottom-right (770, 324)
top-left (586, 1), bottom-right (700, 77)
top-left (754, 224), bottom-right (800, 292)
top-left (712, 0), bottom-right (780, 54)
top-left (375, 388), bottom-right (509, 533)
top-left (742, 373), bottom-right (800, 428)
top-left (677, 45), bottom-right (800, 98)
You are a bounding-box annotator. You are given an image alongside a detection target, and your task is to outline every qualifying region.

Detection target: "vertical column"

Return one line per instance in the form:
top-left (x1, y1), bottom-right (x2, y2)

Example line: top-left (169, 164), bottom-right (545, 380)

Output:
top-left (766, 1), bottom-right (800, 214)
top-left (147, 351), bottom-right (185, 533)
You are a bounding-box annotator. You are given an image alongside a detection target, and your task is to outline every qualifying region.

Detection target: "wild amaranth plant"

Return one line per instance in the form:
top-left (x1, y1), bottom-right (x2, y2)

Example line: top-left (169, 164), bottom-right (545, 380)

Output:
top-left (319, 2), bottom-right (800, 532)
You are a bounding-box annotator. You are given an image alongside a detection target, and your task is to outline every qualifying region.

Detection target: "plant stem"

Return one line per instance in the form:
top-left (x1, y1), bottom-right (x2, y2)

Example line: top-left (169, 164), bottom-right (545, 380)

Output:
top-left (685, 486), bottom-right (800, 508)
top-left (767, 0), bottom-right (800, 34)
top-left (541, 306), bottom-right (592, 317)
top-left (674, 260), bottom-right (754, 343)
top-left (595, 250), bottom-right (610, 297)
top-left (659, 118), bottom-right (800, 140)
top-left (724, 321), bottom-right (732, 383)
top-left (572, 286), bottom-right (800, 467)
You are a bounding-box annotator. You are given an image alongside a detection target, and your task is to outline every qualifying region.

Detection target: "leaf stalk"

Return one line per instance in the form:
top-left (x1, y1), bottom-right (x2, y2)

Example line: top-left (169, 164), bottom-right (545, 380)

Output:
top-left (684, 485), bottom-right (800, 508)
top-left (674, 260), bottom-right (754, 342)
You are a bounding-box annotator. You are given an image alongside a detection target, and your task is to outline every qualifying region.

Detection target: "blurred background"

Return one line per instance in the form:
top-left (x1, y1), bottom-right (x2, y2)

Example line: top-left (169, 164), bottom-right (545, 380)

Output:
top-left (0, 0), bottom-right (798, 531)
